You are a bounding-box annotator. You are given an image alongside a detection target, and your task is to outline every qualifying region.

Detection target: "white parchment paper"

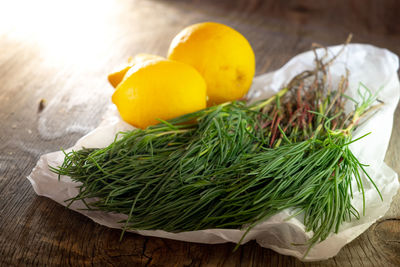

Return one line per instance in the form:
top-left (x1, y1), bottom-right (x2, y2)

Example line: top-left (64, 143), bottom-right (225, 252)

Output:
top-left (28, 44), bottom-right (400, 261)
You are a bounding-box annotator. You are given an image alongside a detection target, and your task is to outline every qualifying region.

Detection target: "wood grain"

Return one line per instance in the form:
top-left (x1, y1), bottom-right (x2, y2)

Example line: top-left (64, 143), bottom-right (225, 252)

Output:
top-left (0, 0), bottom-right (399, 266)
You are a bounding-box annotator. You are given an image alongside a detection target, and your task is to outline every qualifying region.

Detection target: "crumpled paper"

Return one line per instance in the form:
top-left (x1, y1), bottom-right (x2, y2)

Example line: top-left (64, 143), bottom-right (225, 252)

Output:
top-left (28, 44), bottom-right (400, 261)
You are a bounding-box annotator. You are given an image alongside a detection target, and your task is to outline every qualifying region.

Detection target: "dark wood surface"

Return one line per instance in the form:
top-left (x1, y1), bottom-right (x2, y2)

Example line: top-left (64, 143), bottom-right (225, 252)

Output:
top-left (1, 0), bottom-right (399, 266)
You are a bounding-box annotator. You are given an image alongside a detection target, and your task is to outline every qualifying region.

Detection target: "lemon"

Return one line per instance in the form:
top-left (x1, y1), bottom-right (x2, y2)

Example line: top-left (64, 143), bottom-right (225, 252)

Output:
top-left (108, 54), bottom-right (163, 88)
top-left (112, 57), bottom-right (207, 129)
top-left (167, 22), bottom-right (255, 106)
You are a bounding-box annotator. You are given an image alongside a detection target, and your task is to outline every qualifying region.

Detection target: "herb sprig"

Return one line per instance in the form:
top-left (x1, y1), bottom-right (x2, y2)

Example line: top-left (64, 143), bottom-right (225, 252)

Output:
top-left (52, 44), bottom-right (382, 256)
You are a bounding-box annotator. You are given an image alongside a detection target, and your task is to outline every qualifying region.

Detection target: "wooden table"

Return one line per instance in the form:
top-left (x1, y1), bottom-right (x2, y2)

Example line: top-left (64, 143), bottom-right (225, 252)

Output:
top-left (1, 0), bottom-right (399, 265)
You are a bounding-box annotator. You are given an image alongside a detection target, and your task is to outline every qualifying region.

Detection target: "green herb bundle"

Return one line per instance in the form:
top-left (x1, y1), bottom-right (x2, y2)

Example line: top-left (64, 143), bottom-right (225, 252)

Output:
top-left (52, 46), bottom-right (382, 254)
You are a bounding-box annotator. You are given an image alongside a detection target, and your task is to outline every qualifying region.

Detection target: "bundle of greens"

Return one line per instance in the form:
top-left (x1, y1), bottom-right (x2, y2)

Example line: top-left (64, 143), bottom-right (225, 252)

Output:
top-left (52, 45), bottom-right (382, 253)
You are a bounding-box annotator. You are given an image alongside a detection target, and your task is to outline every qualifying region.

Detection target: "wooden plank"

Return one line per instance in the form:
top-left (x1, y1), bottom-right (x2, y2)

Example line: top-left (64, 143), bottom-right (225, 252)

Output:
top-left (0, 0), bottom-right (399, 265)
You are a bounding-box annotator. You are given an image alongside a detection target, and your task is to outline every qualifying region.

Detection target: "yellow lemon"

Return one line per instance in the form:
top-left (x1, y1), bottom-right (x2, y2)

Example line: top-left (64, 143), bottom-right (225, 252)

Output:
top-left (167, 22), bottom-right (255, 106)
top-left (112, 57), bottom-right (207, 129)
top-left (108, 54), bottom-right (163, 88)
